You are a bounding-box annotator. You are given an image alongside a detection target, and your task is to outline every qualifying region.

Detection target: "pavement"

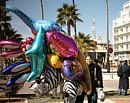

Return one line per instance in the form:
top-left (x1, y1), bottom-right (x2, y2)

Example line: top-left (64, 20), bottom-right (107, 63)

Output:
top-left (48, 69), bottom-right (130, 103)
top-left (1, 68), bottom-right (130, 103)
top-left (45, 69), bottom-right (130, 103)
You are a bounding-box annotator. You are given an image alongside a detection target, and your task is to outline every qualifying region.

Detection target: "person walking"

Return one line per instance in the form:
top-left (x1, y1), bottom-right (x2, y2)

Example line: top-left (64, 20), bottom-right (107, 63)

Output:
top-left (117, 60), bottom-right (130, 96)
top-left (75, 55), bottom-right (104, 103)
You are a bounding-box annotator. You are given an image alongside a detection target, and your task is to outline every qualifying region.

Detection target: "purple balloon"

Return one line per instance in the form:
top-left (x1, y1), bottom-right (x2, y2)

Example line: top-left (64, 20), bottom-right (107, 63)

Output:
top-left (62, 59), bottom-right (83, 81)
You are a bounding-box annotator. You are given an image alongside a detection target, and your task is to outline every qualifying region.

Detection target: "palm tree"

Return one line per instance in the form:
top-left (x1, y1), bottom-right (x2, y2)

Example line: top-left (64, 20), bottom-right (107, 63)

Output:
top-left (0, 3), bottom-right (24, 96)
top-left (56, 14), bottom-right (66, 28)
top-left (40, 0), bottom-right (44, 20)
top-left (0, 1), bottom-right (24, 69)
top-left (72, 0), bottom-right (77, 39)
top-left (0, 6), bottom-right (23, 42)
top-left (75, 32), bottom-right (96, 54)
top-left (57, 4), bottom-right (71, 35)
top-left (72, 0), bottom-right (75, 5)
top-left (106, 0), bottom-right (110, 73)
top-left (56, 4), bottom-right (83, 36)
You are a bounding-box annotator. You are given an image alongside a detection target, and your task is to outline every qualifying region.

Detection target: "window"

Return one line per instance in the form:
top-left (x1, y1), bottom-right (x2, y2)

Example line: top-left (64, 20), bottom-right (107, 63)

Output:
top-left (121, 45), bottom-right (123, 51)
top-left (126, 27), bottom-right (128, 32)
top-left (121, 28), bottom-right (123, 33)
top-left (121, 36), bottom-right (123, 42)
top-left (126, 35), bottom-right (128, 41)
top-left (125, 6), bottom-right (129, 11)
top-left (126, 44), bottom-right (128, 50)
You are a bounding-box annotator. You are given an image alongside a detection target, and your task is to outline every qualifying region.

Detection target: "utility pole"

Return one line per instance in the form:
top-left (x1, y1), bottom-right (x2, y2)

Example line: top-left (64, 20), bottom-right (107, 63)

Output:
top-left (106, 0), bottom-right (110, 73)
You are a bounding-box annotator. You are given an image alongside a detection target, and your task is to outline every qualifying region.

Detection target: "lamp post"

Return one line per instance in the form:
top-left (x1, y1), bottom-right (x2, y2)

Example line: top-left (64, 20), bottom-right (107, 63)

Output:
top-left (106, 0), bottom-right (110, 73)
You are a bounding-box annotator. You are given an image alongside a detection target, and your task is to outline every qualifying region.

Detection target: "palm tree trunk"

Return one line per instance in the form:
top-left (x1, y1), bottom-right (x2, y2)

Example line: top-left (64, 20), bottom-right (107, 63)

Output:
top-left (72, 0), bottom-right (77, 38)
top-left (106, 0), bottom-right (110, 73)
top-left (72, 0), bottom-right (75, 5)
top-left (67, 22), bottom-right (71, 36)
top-left (74, 18), bottom-right (77, 38)
top-left (40, 0), bottom-right (44, 20)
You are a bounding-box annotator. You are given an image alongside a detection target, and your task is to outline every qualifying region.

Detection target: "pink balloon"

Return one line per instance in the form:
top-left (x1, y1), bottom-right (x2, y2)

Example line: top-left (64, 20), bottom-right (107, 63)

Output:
top-left (0, 40), bottom-right (21, 49)
top-left (21, 37), bottom-right (34, 52)
top-left (31, 30), bottom-right (37, 36)
top-left (26, 37), bottom-right (34, 45)
top-left (0, 49), bottom-right (23, 58)
top-left (21, 42), bottom-right (27, 49)
top-left (46, 31), bottom-right (78, 58)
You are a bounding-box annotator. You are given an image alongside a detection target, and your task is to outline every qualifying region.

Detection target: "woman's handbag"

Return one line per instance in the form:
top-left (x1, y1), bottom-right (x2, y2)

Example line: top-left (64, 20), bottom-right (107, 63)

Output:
top-left (94, 67), bottom-right (105, 102)
top-left (96, 87), bottom-right (105, 102)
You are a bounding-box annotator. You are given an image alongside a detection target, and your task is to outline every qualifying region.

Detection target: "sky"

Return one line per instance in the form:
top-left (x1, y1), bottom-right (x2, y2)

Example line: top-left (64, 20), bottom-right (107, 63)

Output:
top-left (7, 0), bottom-right (129, 43)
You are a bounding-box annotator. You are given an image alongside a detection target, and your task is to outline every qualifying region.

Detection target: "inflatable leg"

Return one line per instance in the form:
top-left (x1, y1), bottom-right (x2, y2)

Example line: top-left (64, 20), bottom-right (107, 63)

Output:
top-left (77, 50), bottom-right (92, 95)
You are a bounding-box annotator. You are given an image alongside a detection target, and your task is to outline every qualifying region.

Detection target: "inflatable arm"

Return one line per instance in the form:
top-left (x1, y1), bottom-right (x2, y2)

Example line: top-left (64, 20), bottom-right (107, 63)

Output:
top-left (77, 50), bottom-right (92, 95)
top-left (25, 27), bottom-right (48, 82)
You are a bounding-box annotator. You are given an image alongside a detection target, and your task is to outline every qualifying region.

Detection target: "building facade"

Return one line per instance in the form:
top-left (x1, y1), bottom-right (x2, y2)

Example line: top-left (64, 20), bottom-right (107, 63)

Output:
top-left (112, 0), bottom-right (130, 65)
top-left (88, 36), bottom-right (113, 68)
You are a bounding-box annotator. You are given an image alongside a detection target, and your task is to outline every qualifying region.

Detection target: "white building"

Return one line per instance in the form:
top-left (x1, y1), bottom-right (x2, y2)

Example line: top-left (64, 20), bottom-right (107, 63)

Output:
top-left (88, 36), bottom-right (113, 66)
top-left (112, 0), bottom-right (130, 65)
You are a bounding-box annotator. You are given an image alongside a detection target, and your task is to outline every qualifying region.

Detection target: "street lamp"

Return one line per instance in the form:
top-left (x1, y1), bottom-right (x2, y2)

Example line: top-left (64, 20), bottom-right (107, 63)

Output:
top-left (106, 0), bottom-right (110, 73)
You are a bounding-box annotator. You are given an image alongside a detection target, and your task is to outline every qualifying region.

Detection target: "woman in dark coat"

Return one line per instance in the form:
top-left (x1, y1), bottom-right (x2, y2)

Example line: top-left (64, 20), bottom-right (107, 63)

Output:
top-left (75, 55), bottom-right (103, 103)
top-left (117, 60), bottom-right (130, 96)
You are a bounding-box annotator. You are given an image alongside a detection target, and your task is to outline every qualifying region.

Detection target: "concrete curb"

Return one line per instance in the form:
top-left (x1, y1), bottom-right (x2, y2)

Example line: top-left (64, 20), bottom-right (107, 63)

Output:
top-left (102, 73), bottom-right (119, 80)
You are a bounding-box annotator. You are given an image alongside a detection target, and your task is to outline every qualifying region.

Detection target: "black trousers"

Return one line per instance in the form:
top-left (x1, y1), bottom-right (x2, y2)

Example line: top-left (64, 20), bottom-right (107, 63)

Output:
top-left (75, 90), bottom-right (97, 103)
top-left (75, 91), bottom-right (86, 103)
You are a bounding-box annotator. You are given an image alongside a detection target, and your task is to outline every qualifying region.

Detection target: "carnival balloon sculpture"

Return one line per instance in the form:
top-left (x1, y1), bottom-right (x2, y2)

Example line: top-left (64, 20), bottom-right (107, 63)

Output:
top-left (6, 5), bottom-right (65, 34)
top-left (1, 5), bottom-right (92, 100)
top-left (0, 40), bottom-right (23, 58)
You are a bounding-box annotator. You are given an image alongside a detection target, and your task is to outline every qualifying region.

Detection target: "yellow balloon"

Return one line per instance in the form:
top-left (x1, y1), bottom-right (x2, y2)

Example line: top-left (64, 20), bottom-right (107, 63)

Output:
top-left (47, 53), bottom-right (62, 69)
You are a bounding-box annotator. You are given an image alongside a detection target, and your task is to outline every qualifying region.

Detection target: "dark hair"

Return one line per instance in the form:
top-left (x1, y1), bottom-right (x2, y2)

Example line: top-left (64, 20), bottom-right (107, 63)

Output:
top-left (123, 60), bottom-right (127, 65)
top-left (85, 54), bottom-right (92, 59)
top-left (94, 59), bottom-right (99, 64)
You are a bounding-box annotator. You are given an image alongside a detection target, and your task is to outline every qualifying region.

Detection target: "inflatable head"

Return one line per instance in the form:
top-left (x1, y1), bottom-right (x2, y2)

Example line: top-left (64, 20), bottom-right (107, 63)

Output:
top-left (70, 60), bottom-right (82, 74)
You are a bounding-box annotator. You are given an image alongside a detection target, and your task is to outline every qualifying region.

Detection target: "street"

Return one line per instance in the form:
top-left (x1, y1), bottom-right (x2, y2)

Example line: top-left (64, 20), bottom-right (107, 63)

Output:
top-left (17, 71), bottom-right (130, 94)
top-left (19, 72), bottom-right (130, 103)
top-left (104, 80), bottom-right (118, 91)
top-left (1, 71), bottom-right (130, 103)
